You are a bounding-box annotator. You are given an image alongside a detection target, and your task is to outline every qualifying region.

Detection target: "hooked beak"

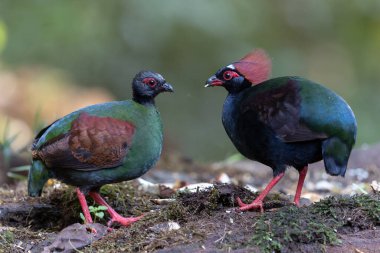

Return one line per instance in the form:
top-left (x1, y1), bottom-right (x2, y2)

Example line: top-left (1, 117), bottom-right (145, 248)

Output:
top-left (205, 75), bottom-right (224, 87)
top-left (161, 83), bottom-right (174, 92)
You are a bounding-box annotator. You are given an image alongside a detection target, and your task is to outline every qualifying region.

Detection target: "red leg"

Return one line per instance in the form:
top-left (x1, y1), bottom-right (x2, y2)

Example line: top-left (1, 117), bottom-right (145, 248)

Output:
top-left (237, 172), bottom-right (285, 212)
top-left (294, 166), bottom-right (308, 207)
top-left (76, 188), bottom-right (93, 224)
top-left (89, 192), bottom-right (143, 227)
top-left (76, 188), bottom-right (98, 233)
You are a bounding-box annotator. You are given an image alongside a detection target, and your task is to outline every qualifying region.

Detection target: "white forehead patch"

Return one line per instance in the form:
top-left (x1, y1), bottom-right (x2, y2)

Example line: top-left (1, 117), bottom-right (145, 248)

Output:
top-left (157, 73), bottom-right (164, 79)
top-left (226, 64), bottom-right (235, 70)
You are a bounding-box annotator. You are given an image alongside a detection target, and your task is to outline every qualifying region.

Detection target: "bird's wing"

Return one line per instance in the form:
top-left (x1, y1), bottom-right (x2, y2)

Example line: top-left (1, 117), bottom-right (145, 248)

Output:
top-left (32, 119), bottom-right (60, 150)
top-left (240, 78), bottom-right (328, 143)
top-left (36, 112), bottom-right (135, 171)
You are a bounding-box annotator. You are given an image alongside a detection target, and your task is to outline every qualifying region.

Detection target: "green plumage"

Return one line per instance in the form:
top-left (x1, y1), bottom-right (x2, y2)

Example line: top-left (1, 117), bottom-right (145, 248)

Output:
top-left (249, 76), bottom-right (356, 147)
top-left (205, 49), bottom-right (357, 211)
top-left (29, 101), bottom-right (162, 196)
top-left (28, 71), bottom-right (173, 197)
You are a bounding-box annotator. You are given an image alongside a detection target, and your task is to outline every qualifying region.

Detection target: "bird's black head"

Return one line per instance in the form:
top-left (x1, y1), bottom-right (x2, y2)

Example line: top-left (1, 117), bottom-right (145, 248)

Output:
top-left (132, 70), bottom-right (174, 104)
top-left (205, 49), bottom-right (272, 94)
top-left (205, 66), bottom-right (250, 94)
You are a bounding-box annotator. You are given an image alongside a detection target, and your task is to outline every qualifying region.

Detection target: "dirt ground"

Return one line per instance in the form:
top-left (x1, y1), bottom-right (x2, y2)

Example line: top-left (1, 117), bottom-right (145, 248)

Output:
top-left (0, 143), bottom-right (380, 253)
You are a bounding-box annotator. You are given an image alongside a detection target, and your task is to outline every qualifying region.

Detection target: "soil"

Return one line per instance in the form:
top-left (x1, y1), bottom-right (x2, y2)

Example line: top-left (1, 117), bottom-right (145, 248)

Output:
top-left (0, 143), bottom-right (380, 253)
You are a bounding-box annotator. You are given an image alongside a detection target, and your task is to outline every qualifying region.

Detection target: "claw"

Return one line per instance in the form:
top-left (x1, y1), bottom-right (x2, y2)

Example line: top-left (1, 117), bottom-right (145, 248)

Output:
top-left (236, 197), bottom-right (248, 207)
top-left (107, 214), bottom-right (144, 227)
top-left (236, 172), bottom-right (285, 213)
top-left (236, 197), bottom-right (264, 212)
top-left (89, 191), bottom-right (144, 228)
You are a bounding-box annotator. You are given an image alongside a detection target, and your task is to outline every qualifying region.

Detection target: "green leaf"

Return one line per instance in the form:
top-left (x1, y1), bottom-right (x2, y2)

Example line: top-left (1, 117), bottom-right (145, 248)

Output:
top-left (9, 165), bottom-right (30, 172)
top-left (224, 153), bottom-right (244, 164)
top-left (6, 171), bottom-right (27, 180)
top-left (79, 212), bottom-right (85, 221)
top-left (96, 205), bottom-right (108, 211)
top-left (95, 212), bottom-right (104, 219)
top-left (0, 20), bottom-right (7, 54)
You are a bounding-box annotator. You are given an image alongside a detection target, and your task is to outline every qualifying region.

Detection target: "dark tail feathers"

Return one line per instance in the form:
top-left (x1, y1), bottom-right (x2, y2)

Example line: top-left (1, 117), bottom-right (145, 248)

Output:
top-left (322, 137), bottom-right (352, 177)
top-left (28, 160), bottom-right (49, 197)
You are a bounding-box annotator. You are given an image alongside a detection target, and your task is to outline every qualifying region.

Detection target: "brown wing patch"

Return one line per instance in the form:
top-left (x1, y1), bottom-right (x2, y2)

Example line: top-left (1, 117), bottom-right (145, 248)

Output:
top-left (233, 49), bottom-right (272, 85)
top-left (68, 113), bottom-right (135, 168)
top-left (34, 134), bottom-right (74, 168)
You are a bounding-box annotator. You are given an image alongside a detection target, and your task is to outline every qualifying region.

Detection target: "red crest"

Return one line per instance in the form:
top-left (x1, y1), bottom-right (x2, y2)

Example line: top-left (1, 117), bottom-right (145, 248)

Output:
top-left (233, 49), bottom-right (272, 85)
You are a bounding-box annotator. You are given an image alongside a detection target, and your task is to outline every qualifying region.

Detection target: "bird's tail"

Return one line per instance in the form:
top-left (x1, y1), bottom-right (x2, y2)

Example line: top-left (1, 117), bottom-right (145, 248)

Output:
top-left (322, 137), bottom-right (351, 177)
top-left (28, 160), bottom-right (50, 197)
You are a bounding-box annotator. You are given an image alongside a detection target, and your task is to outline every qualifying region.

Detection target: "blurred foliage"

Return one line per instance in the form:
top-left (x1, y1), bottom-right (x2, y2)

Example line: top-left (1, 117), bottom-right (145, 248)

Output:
top-left (0, 20), bottom-right (6, 55)
top-left (0, 0), bottom-right (379, 161)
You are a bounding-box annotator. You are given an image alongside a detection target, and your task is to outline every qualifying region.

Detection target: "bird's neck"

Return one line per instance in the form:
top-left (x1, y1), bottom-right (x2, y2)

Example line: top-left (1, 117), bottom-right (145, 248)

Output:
top-left (133, 95), bottom-right (156, 106)
top-left (222, 93), bottom-right (239, 129)
top-left (225, 79), bottom-right (252, 94)
top-left (223, 93), bottom-right (239, 118)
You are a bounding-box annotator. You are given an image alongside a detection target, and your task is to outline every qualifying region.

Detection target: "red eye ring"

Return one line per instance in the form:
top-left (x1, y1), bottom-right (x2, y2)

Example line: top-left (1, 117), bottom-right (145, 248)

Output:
top-left (143, 78), bottom-right (157, 87)
top-left (223, 70), bottom-right (239, 81)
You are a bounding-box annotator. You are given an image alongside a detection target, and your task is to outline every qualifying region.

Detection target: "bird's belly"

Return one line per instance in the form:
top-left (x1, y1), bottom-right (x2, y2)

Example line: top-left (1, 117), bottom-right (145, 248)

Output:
top-left (228, 121), bottom-right (323, 170)
top-left (51, 153), bottom-right (160, 189)
top-left (222, 94), bottom-right (323, 171)
top-left (51, 132), bottom-right (163, 189)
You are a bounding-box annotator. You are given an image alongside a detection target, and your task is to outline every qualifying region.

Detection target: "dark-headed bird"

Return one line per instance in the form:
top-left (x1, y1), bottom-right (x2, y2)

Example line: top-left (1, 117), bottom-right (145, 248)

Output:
top-left (28, 70), bottom-right (173, 226)
top-left (205, 49), bottom-right (356, 212)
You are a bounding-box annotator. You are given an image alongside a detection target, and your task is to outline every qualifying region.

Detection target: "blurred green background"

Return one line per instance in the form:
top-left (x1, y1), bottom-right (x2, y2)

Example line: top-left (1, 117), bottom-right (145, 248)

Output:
top-left (0, 0), bottom-right (379, 161)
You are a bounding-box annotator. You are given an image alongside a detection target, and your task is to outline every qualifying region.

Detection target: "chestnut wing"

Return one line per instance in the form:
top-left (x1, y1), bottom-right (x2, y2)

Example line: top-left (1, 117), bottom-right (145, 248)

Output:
top-left (37, 112), bottom-right (135, 170)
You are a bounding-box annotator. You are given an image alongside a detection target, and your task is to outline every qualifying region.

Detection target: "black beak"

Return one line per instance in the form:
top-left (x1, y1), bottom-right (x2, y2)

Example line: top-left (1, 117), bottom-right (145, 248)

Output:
top-left (162, 83), bottom-right (174, 92)
top-left (205, 75), bottom-right (224, 87)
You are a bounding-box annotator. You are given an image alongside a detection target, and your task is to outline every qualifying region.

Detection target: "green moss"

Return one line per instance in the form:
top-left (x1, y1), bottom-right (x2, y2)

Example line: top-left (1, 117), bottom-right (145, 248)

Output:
top-left (250, 206), bottom-right (341, 253)
top-left (0, 227), bottom-right (49, 253)
top-left (99, 182), bottom-right (155, 215)
top-left (0, 230), bottom-right (14, 244)
top-left (10, 182), bottom-right (378, 252)
top-left (251, 217), bottom-right (282, 252)
top-left (208, 187), bottom-right (221, 210)
top-left (312, 193), bottom-right (380, 229)
top-left (35, 181), bottom-right (153, 229)
top-left (249, 193), bottom-right (380, 253)
top-left (163, 202), bottom-right (189, 221)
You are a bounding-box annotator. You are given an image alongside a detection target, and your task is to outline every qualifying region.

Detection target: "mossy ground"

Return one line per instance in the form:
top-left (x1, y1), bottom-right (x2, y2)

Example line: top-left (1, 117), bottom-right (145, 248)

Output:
top-left (0, 182), bottom-right (379, 252)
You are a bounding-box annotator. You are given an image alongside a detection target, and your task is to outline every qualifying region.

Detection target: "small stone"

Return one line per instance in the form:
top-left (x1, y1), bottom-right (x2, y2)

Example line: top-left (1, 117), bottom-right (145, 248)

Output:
top-left (301, 192), bottom-right (323, 203)
top-left (215, 173), bottom-right (231, 184)
top-left (136, 178), bottom-right (160, 194)
top-left (178, 183), bottom-right (213, 193)
top-left (42, 223), bottom-right (108, 253)
top-left (149, 222), bottom-right (181, 233)
top-left (347, 168), bottom-right (369, 181)
top-left (244, 184), bottom-right (258, 193)
top-left (315, 180), bottom-right (334, 192)
top-left (150, 198), bottom-right (176, 205)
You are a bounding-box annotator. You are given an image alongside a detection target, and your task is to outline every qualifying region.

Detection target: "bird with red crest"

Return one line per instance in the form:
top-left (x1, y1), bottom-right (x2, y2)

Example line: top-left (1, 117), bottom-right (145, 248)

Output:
top-left (206, 49), bottom-right (357, 212)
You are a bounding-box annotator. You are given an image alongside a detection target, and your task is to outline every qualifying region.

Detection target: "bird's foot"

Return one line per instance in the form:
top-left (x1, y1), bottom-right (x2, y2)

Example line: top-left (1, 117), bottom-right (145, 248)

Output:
top-left (107, 214), bottom-right (144, 227)
top-left (236, 197), bottom-right (264, 212)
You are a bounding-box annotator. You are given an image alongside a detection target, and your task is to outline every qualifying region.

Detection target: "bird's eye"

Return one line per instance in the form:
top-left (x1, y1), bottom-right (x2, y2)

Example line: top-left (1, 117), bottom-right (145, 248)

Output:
top-left (143, 78), bottom-right (157, 87)
top-left (223, 70), bottom-right (239, 81)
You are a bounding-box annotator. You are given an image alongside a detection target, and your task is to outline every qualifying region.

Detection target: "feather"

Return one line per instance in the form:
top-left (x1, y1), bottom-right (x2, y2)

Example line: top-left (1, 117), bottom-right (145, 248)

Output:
top-left (233, 49), bottom-right (272, 85)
